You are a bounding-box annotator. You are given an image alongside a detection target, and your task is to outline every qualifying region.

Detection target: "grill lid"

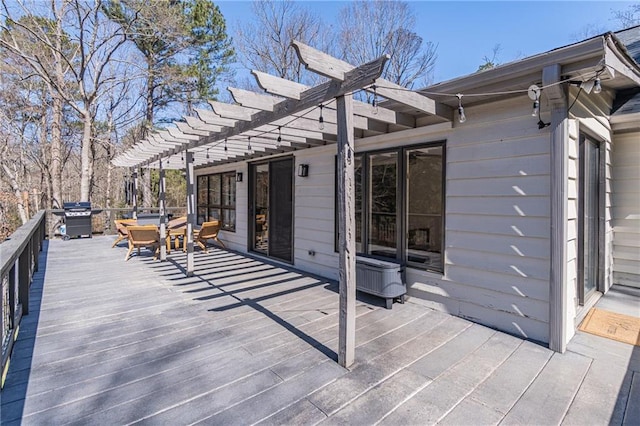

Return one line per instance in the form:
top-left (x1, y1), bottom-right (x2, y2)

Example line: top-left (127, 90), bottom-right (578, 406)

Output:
top-left (63, 202), bottom-right (91, 211)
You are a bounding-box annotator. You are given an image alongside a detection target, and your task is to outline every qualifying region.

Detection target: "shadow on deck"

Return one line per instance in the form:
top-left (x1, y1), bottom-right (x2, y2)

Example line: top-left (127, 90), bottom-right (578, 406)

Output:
top-left (1, 236), bottom-right (638, 425)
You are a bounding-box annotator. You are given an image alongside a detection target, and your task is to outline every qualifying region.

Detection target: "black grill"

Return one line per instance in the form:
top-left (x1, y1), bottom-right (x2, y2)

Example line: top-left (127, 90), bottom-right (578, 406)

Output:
top-left (63, 202), bottom-right (92, 239)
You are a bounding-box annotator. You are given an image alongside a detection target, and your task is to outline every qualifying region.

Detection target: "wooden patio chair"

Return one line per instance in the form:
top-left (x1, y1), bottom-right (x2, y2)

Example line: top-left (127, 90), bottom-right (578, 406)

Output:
top-left (166, 216), bottom-right (188, 252)
top-left (194, 220), bottom-right (226, 252)
top-left (125, 225), bottom-right (160, 261)
top-left (111, 219), bottom-right (137, 248)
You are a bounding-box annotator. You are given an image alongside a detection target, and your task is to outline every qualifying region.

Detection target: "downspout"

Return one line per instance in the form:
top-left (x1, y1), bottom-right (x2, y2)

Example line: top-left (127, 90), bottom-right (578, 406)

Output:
top-left (544, 64), bottom-right (569, 353)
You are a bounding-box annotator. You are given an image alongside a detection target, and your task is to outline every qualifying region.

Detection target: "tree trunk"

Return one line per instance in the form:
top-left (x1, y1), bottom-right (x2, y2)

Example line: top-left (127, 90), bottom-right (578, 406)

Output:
top-left (39, 98), bottom-right (53, 209)
top-left (141, 169), bottom-right (153, 208)
top-left (105, 110), bottom-right (114, 228)
top-left (2, 163), bottom-right (28, 224)
top-left (51, 9), bottom-right (66, 208)
top-left (79, 110), bottom-right (93, 202)
top-left (50, 91), bottom-right (63, 208)
top-left (140, 68), bottom-right (155, 209)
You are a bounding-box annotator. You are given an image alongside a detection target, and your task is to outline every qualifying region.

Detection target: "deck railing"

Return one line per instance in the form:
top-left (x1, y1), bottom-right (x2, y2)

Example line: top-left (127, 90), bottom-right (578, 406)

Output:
top-left (1, 210), bottom-right (46, 388)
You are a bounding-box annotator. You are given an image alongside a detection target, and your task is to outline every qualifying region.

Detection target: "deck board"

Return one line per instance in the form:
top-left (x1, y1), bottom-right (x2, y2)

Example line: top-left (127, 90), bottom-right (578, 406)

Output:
top-left (1, 237), bottom-right (638, 425)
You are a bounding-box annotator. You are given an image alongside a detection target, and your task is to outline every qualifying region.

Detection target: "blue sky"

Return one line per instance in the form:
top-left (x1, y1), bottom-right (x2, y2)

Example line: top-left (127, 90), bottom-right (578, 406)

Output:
top-left (217, 1), bottom-right (635, 84)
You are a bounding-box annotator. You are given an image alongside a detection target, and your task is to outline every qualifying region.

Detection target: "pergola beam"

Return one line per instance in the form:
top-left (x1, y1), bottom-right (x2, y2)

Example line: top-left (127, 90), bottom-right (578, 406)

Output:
top-left (292, 40), bottom-right (452, 120)
top-left (252, 72), bottom-right (414, 129)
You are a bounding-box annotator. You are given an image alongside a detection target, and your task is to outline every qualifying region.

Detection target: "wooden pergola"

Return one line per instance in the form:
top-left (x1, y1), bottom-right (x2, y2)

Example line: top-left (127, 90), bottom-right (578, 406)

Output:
top-left (112, 42), bottom-right (452, 367)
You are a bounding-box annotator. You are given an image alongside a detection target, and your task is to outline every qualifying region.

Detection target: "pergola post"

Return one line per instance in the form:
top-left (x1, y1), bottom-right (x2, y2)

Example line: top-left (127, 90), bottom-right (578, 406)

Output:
top-left (159, 160), bottom-right (167, 261)
top-left (336, 93), bottom-right (356, 368)
top-left (185, 151), bottom-right (195, 276)
top-left (132, 170), bottom-right (139, 220)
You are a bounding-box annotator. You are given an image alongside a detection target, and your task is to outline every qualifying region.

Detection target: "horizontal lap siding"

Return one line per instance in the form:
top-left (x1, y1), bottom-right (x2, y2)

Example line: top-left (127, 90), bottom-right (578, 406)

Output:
top-left (409, 97), bottom-right (552, 343)
top-left (195, 98), bottom-right (554, 343)
top-left (293, 146), bottom-right (340, 279)
top-left (612, 132), bottom-right (640, 287)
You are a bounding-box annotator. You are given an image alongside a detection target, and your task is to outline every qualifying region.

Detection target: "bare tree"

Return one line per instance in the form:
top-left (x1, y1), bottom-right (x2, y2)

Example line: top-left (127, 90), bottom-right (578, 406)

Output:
top-left (338, 0), bottom-right (437, 88)
top-left (570, 23), bottom-right (607, 42)
top-left (235, 0), bottom-right (333, 85)
top-left (614, 4), bottom-right (640, 29)
top-left (477, 44), bottom-right (502, 72)
top-left (1, 0), bottom-right (130, 203)
top-left (0, 61), bottom-right (49, 224)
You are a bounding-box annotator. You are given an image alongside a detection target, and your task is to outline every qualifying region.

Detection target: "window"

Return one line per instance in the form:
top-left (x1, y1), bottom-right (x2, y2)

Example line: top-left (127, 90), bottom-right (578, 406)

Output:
top-left (368, 152), bottom-right (398, 259)
top-left (336, 142), bottom-right (445, 273)
top-left (406, 145), bottom-right (444, 272)
top-left (197, 172), bottom-right (236, 231)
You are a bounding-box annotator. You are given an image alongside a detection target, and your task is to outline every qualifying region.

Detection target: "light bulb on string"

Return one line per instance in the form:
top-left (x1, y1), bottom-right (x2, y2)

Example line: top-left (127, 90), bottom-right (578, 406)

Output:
top-left (181, 151), bottom-right (184, 161)
top-left (248, 136), bottom-right (252, 151)
top-left (531, 99), bottom-right (539, 117)
top-left (372, 85), bottom-right (379, 115)
top-left (593, 78), bottom-right (602, 94)
top-left (224, 138), bottom-right (227, 152)
top-left (456, 94), bottom-right (466, 124)
top-left (277, 126), bottom-right (282, 147)
top-left (318, 104), bottom-right (325, 130)
top-left (206, 148), bottom-right (210, 159)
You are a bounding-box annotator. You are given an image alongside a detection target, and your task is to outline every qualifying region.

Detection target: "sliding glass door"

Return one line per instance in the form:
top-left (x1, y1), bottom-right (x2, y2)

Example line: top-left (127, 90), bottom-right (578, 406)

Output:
top-left (250, 157), bottom-right (294, 262)
top-left (337, 142), bottom-right (445, 273)
top-left (578, 135), bottom-right (601, 304)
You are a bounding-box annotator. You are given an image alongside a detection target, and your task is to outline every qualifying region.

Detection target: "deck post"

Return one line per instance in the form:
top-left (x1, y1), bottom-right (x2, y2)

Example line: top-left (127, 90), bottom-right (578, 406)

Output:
top-left (336, 93), bottom-right (356, 368)
top-left (185, 151), bottom-right (195, 276)
top-left (544, 64), bottom-right (569, 353)
top-left (132, 170), bottom-right (138, 220)
top-left (159, 160), bottom-right (167, 261)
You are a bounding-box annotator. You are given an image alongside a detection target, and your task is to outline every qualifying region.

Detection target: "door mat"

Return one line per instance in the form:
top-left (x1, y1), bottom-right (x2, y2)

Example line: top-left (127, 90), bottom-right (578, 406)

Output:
top-left (579, 308), bottom-right (640, 346)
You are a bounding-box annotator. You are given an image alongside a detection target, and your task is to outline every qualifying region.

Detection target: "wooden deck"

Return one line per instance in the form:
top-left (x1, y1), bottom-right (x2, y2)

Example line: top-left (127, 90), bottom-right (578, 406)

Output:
top-left (1, 237), bottom-right (639, 425)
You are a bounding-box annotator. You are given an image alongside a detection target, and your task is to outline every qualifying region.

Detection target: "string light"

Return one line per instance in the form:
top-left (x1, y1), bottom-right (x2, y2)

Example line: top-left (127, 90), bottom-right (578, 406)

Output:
top-left (528, 84), bottom-right (541, 117)
top-left (531, 99), bottom-right (540, 117)
top-left (593, 78), bottom-right (602, 94)
top-left (456, 94), bottom-right (466, 124)
top-left (122, 69), bottom-right (611, 170)
top-left (318, 104), bottom-right (325, 130)
top-left (277, 126), bottom-right (282, 146)
top-left (248, 136), bottom-right (252, 151)
top-left (181, 151), bottom-right (184, 161)
top-left (372, 85), bottom-right (379, 115)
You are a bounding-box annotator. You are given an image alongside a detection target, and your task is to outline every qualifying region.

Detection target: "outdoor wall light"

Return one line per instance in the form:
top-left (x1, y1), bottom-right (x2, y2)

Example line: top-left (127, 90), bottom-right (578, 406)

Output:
top-left (298, 164), bottom-right (309, 177)
top-left (236, 172), bottom-right (243, 182)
